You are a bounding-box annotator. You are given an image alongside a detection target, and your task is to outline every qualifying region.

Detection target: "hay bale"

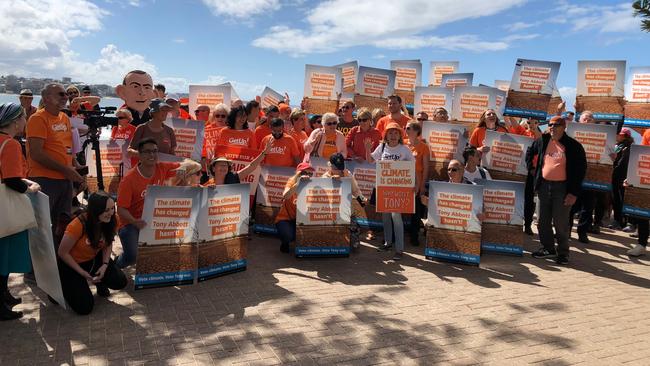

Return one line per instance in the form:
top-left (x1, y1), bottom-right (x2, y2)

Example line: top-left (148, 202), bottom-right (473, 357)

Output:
top-left (482, 223), bottom-right (523, 247)
top-left (547, 96), bottom-right (563, 115)
top-left (198, 236), bottom-right (247, 269)
top-left (354, 95), bottom-right (388, 112)
top-left (506, 90), bottom-right (551, 115)
top-left (487, 169), bottom-right (526, 183)
top-left (296, 225), bottom-right (350, 247)
top-left (425, 227), bottom-right (481, 256)
top-left (576, 96), bottom-right (625, 115)
top-left (395, 90), bottom-right (415, 106)
top-left (136, 244), bottom-right (197, 275)
top-left (304, 97), bottom-right (338, 115)
top-left (625, 186), bottom-right (650, 211)
top-left (625, 103), bottom-right (650, 121)
top-left (585, 163), bottom-right (613, 188)
top-left (255, 204), bottom-right (279, 226)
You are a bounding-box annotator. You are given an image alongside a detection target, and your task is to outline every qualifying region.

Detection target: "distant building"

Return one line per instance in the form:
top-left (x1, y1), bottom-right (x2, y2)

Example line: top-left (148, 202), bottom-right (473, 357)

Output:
top-left (62, 77), bottom-right (72, 84)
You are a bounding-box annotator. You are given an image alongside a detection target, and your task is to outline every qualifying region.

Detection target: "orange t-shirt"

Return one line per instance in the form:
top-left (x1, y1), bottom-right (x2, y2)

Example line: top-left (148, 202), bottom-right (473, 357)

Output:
top-left (642, 128), bottom-right (650, 146)
top-left (64, 217), bottom-right (108, 263)
top-left (321, 131), bottom-right (338, 158)
top-left (111, 124), bottom-right (136, 140)
top-left (116, 162), bottom-right (180, 228)
top-left (288, 130), bottom-right (308, 158)
top-left (408, 141), bottom-right (429, 177)
top-left (26, 109), bottom-right (73, 179)
top-left (542, 139), bottom-right (567, 181)
top-left (217, 128), bottom-right (257, 150)
top-left (375, 114), bottom-right (410, 137)
top-left (261, 134), bottom-right (300, 167)
top-left (202, 123), bottom-right (223, 158)
top-left (254, 124), bottom-right (272, 148)
top-left (469, 125), bottom-right (509, 148)
top-left (0, 135), bottom-right (27, 179)
top-left (275, 193), bottom-right (297, 222)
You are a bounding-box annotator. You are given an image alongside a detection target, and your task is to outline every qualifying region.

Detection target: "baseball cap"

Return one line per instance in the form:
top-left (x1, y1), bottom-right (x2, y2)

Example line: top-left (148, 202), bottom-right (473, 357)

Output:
top-left (296, 162), bottom-right (314, 172)
top-left (329, 153), bottom-right (345, 171)
top-left (149, 98), bottom-right (172, 112)
top-left (619, 127), bottom-right (632, 137)
top-left (19, 89), bottom-right (33, 96)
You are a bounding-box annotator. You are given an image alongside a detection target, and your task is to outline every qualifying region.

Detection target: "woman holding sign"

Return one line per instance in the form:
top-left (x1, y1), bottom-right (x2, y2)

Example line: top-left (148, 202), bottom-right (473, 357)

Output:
top-left (57, 192), bottom-right (127, 315)
top-left (275, 163), bottom-right (316, 253)
top-left (368, 122), bottom-right (414, 260)
top-left (203, 138), bottom-right (272, 186)
top-left (469, 109), bottom-right (509, 154)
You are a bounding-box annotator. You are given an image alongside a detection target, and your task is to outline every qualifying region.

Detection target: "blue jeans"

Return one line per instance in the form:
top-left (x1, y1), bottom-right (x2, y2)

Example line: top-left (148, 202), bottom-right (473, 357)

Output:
top-left (276, 220), bottom-right (296, 249)
top-left (116, 224), bottom-right (140, 268)
top-left (382, 213), bottom-right (404, 253)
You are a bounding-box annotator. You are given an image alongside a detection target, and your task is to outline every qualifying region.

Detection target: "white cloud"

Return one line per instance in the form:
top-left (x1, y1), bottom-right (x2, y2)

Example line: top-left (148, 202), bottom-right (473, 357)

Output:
top-left (557, 1), bottom-right (640, 34)
top-left (172, 38), bottom-right (186, 44)
top-left (201, 0), bottom-right (280, 18)
top-left (252, 0), bottom-right (526, 55)
top-left (507, 21), bottom-right (537, 31)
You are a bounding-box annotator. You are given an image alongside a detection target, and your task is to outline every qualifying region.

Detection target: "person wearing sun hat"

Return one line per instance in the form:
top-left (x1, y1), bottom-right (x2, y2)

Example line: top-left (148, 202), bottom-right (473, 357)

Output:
top-left (202, 139), bottom-right (271, 187)
top-left (367, 121), bottom-right (415, 261)
top-left (275, 162), bottom-right (316, 253)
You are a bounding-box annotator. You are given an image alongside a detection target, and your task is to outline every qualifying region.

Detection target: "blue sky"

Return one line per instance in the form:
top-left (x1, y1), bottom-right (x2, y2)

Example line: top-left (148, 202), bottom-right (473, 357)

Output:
top-left (1, 0), bottom-right (647, 105)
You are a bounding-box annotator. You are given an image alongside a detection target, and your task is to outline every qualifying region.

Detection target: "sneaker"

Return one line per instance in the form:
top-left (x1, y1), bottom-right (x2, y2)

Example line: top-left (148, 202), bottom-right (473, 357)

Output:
top-left (392, 252), bottom-right (403, 261)
top-left (622, 223), bottom-right (636, 233)
top-left (556, 255), bottom-right (569, 265)
top-left (532, 248), bottom-right (557, 259)
top-left (377, 243), bottom-right (393, 252)
top-left (578, 232), bottom-right (590, 244)
top-left (524, 225), bottom-right (534, 236)
top-left (627, 244), bottom-right (647, 257)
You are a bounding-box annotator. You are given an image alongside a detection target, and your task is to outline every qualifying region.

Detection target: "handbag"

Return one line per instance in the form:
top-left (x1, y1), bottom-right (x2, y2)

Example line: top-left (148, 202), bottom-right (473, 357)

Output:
top-left (0, 139), bottom-right (38, 239)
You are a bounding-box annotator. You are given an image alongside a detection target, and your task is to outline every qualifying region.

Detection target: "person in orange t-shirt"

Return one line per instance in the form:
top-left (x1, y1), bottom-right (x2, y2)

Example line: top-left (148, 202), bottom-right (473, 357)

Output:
top-left (375, 95), bottom-right (410, 138)
top-left (27, 84), bottom-right (85, 246)
top-left (216, 105), bottom-right (256, 149)
top-left (643, 128), bottom-right (650, 146)
top-left (405, 121), bottom-right (430, 246)
top-left (115, 138), bottom-right (201, 268)
top-left (288, 109), bottom-right (308, 158)
top-left (110, 108), bottom-right (136, 141)
top-left (469, 109), bottom-right (509, 153)
top-left (275, 162), bottom-right (315, 253)
top-left (57, 192), bottom-right (127, 315)
top-left (261, 118), bottom-right (301, 167)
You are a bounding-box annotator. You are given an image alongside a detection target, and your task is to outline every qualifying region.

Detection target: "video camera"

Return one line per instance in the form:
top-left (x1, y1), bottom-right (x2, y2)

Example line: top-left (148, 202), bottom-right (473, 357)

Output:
top-left (78, 106), bottom-right (119, 129)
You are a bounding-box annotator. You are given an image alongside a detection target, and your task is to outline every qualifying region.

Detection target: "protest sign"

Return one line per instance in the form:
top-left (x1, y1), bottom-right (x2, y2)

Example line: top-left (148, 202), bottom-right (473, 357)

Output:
top-left (346, 160), bottom-right (382, 228)
top-left (335, 61), bottom-right (358, 92)
top-left (197, 184), bottom-right (249, 281)
top-left (304, 64), bottom-right (342, 100)
top-left (254, 165), bottom-right (296, 234)
top-left (477, 179), bottom-right (525, 256)
top-left (189, 85), bottom-right (232, 116)
top-left (566, 122), bottom-right (616, 191)
top-left (451, 86), bottom-right (502, 122)
top-left (441, 73), bottom-right (473, 89)
top-left (307, 157), bottom-right (329, 177)
top-left (28, 192), bottom-right (66, 308)
top-left (295, 177), bottom-right (352, 256)
top-left (623, 145), bottom-right (650, 219)
top-left (505, 59), bottom-right (560, 119)
top-left (495, 80), bottom-right (510, 93)
top-left (375, 160), bottom-right (415, 214)
top-left (86, 139), bottom-right (124, 194)
top-left (167, 118), bottom-right (205, 162)
top-left (414, 87), bottom-right (453, 118)
top-left (356, 66), bottom-right (396, 99)
top-left (624, 66), bottom-right (650, 128)
top-left (213, 145), bottom-right (261, 196)
top-left (136, 186), bottom-right (201, 289)
top-left (429, 61), bottom-right (459, 87)
top-left (482, 130), bottom-right (534, 182)
top-left (391, 60), bottom-right (421, 106)
top-left (260, 86), bottom-right (284, 109)
top-left (425, 181), bottom-right (483, 265)
top-left (422, 122), bottom-right (467, 180)
top-left (576, 61), bottom-right (626, 123)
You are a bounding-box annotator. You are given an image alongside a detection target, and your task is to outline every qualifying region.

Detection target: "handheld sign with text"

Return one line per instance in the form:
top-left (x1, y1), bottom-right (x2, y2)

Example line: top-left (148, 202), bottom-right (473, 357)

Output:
top-left (86, 139), bottom-right (123, 194)
top-left (565, 122), bottom-right (616, 191)
top-left (429, 61), bottom-right (459, 87)
top-left (414, 86), bottom-right (453, 119)
top-left (477, 179), bottom-right (525, 256)
top-left (295, 177), bottom-right (352, 256)
top-left (166, 118), bottom-right (205, 162)
top-left (347, 160), bottom-right (382, 228)
top-left (197, 184), bottom-right (250, 281)
top-left (422, 122), bottom-right (468, 180)
top-left (505, 58), bottom-right (561, 119)
top-left (356, 66), bottom-right (396, 99)
top-left (441, 73), bottom-right (473, 89)
top-left (304, 64), bottom-right (342, 100)
top-left (254, 165), bottom-right (296, 234)
top-left (425, 181), bottom-right (483, 265)
top-left (624, 66), bottom-right (650, 128)
top-left (623, 144), bottom-right (650, 219)
top-left (391, 60), bottom-right (422, 91)
top-left (576, 60), bottom-right (626, 123)
top-left (451, 86), bottom-right (503, 122)
top-left (375, 160), bottom-right (416, 214)
top-left (495, 80), bottom-right (510, 93)
top-left (260, 86), bottom-right (284, 109)
top-left (482, 130), bottom-right (534, 182)
top-left (189, 85), bottom-right (232, 116)
top-left (136, 186), bottom-right (201, 289)
top-left (335, 61), bottom-right (358, 92)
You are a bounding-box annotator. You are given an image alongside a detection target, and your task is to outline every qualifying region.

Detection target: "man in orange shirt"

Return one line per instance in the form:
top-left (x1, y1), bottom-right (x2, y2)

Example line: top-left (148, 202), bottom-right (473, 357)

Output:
top-left (26, 83), bottom-right (86, 246)
top-left (115, 138), bottom-right (201, 268)
top-left (642, 128), bottom-right (650, 146)
top-left (261, 118), bottom-right (301, 167)
top-left (375, 95), bottom-right (410, 137)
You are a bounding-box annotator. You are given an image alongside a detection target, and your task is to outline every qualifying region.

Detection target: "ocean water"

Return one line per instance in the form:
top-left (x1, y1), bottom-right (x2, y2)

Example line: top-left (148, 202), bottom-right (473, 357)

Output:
top-left (0, 93), bottom-right (124, 109)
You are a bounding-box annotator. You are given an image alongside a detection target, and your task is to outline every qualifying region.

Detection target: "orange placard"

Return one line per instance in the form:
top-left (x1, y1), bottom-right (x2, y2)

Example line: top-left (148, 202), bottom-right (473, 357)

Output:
top-left (375, 160), bottom-right (415, 213)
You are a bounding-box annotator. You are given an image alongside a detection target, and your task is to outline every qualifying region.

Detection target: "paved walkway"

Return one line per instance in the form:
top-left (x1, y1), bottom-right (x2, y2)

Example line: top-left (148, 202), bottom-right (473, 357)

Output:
top-left (2, 225), bottom-right (650, 365)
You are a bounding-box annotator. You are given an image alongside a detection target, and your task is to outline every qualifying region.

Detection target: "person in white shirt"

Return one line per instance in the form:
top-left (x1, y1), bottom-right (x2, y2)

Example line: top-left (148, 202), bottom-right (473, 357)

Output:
top-left (462, 145), bottom-right (491, 183)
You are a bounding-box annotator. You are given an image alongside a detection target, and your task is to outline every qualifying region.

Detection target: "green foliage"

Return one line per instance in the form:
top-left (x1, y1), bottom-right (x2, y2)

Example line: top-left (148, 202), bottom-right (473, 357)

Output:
top-left (633, 0), bottom-right (650, 32)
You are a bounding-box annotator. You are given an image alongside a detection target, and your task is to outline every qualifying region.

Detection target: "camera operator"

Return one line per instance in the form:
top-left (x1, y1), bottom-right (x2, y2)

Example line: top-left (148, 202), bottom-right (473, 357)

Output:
top-left (27, 83), bottom-right (86, 247)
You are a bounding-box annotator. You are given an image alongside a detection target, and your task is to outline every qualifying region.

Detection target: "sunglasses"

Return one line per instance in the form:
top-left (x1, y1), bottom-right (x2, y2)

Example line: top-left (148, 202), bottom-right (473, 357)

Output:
top-left (548, 123), bottom-right (565, 128)
top-left (117, 116), bottom-right (129, 120)
top-left (447, 167), bottom-right (459, 172)
top-left (325, 122), bottom-right (337, 126)
top-left (195, 109), bottom-right (209, 113)
top-left (214, 114), bottom-right (227, 118)
top-left (341, 106), bottom-right (351, 109)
